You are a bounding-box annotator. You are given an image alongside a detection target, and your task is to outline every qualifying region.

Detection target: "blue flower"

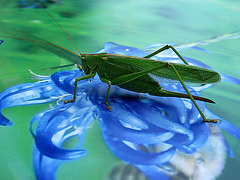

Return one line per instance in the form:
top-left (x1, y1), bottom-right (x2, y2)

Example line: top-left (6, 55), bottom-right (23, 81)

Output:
top-left (17, 0), bottom-right (60, 9)
top-left (1, 42), bottom-right (240, 180)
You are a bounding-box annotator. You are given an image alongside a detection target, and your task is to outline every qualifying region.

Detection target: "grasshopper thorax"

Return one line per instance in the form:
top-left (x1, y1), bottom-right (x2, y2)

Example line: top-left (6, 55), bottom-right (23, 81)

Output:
top-left (81, 54), bottom-right (97, 70)
top-left (80, 53), bottom-right (104, 74)
top-left (81, 53), bottom-right (107, 71)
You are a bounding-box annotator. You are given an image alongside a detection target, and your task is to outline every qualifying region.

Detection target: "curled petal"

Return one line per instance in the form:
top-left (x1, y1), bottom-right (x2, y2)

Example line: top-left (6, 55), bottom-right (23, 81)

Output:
top-left (0, 80), bottom-right (64, 125)
top-left (51, 71), bottom-right (79, 94)
top-left (33, 145), bottom-right (60, 180)
top-left (31, 95), bottom-right (96, 160)
top-left (34, 133), bottom-right (86, 160)
top-left (0, 81), bottom-right (60, 107)
top-left (0, 113), bottom-right (12, 126)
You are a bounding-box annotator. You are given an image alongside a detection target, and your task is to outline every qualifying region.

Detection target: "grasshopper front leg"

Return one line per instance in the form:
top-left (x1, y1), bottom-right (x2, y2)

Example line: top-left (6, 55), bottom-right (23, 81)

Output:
top-left (100, 77), bottom-right (112, 110)
top-left (64, 72), bottom-right (96, 104)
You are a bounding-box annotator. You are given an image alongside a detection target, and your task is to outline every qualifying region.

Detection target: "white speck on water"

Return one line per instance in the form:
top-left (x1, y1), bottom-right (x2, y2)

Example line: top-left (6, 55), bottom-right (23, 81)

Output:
top-left (31, 20), bottom-right (41, 24)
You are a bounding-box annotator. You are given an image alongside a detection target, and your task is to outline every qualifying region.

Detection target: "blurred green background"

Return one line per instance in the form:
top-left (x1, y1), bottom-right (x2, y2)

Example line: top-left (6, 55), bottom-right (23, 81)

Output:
top-left (0, 0), bottom-right (240, 179)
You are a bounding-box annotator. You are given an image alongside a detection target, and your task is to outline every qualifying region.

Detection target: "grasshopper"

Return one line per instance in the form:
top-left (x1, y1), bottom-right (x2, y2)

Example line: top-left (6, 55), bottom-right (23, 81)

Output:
top-left (1, 1), bottom-right (221, 123)
top-left (66, 47), bottom-right (221, 123)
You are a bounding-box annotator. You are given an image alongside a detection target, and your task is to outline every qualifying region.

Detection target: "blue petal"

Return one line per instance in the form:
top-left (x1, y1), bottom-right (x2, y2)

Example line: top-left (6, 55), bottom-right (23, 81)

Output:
top-left (31, 95), bottom-right (96, 160)
top-left (51, 71), bottom-right (79, 94)
top-left (97, 42), bottom-right (149, 57)
top-left (0, 113), bottom-right (12, 126)
top-left (101, 116), bottom-right (174, 144)
top-left (0, 79), bottom-right (64, 125)
top-left (181, 122), bottom-right (210, 153)
top-left (33, 144), bottom-right (60, 180)
top-left (220, 73), bottom-right (240, 86)
top-left (204, 108), bottom-right (240, 141)
top-left (101, 127), bottom-right (176, 166)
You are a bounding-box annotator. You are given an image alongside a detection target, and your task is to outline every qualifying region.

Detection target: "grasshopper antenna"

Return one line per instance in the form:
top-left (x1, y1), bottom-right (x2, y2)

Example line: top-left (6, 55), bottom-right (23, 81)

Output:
top-left (0, 35), bottom-right (79, 57)
top-left (33, 0), bottom-right (82, 56)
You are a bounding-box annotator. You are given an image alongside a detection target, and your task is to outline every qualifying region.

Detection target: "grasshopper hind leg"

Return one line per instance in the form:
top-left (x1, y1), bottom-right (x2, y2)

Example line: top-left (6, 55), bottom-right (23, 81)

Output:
top-left (144, 45), bottom-right (221, 123)
top-left (144, 45), bottom-right (189, 65)
top-left (168, 63), bottom-right (221, 123)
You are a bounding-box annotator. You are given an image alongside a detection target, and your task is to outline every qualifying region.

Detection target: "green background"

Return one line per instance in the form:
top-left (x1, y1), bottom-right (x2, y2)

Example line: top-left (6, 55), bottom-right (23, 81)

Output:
top-left (0, 0), bottom-right (240, 179)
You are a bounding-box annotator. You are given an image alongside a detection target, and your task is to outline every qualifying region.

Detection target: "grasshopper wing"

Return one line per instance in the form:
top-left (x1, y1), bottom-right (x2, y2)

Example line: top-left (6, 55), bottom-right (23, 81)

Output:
top-left (105, 54), bottom-right (221, 84)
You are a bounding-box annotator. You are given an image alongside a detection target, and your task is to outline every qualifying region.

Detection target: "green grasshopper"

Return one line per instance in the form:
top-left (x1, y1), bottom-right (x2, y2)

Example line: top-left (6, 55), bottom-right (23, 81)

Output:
top-left (66, 46), bottom-right (221, 123)
top-left (1, 1), bottom-right (221, 123)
